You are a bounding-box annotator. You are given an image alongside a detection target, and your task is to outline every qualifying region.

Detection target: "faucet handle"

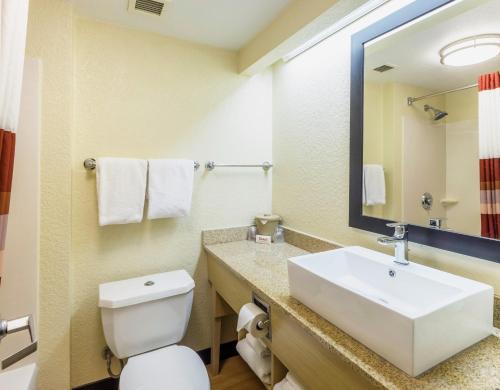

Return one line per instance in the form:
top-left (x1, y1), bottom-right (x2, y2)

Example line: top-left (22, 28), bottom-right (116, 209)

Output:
top-left (386, 222), bottom-right (407, 238)
top-left (386, 222), bottom-right (407, 228)
top-left (0, 315), bottom-right (37, 369)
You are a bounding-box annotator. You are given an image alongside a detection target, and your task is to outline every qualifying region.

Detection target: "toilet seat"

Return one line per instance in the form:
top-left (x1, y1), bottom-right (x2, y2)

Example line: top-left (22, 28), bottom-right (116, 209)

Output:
top-left (120, 345), bottom-right (210, 390)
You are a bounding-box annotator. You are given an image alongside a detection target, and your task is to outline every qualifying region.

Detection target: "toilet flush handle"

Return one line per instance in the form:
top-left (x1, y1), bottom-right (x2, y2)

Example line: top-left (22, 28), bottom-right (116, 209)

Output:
top-left (0, 314), bottom-right (38, 369)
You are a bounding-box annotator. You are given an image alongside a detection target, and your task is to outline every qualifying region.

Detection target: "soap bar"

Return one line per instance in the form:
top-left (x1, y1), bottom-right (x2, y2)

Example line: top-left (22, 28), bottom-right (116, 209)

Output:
top-left (256, 235), bottom-right (272, 244)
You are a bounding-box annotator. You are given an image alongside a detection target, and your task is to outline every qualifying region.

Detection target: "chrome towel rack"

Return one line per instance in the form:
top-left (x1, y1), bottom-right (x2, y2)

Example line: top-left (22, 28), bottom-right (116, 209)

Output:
top-left (205, 161), bottom-right (272, 172)
top-left (83, 158), bottom-right (200, 171)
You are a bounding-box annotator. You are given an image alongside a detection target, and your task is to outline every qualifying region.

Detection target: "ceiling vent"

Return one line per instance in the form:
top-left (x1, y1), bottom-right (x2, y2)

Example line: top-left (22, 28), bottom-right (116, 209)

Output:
top-left (373, 64), bottom-right (395, 73)
top-left (128, 0), bottom-right (168, 16)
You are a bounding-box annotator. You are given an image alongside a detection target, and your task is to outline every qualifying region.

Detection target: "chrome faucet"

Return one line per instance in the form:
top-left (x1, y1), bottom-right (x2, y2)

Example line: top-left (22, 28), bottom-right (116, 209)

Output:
top-left (377, 223), bottom-right (409, 265)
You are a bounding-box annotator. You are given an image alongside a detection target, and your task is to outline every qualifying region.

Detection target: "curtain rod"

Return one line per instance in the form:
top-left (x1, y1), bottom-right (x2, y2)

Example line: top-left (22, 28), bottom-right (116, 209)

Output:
top-left (407, 83), bottom-right (478, 105)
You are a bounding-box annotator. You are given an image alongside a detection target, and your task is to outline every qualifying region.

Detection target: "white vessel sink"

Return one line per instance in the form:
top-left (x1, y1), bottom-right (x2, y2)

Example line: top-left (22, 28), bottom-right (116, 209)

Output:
top-left (0, 363), bottom-right (37, 390)
top-left (288, 246), bottom-right (493, 376)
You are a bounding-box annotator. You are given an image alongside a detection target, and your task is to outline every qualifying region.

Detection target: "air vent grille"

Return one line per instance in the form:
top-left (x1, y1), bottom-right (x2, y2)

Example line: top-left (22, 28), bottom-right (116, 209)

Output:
top-left (133, 0), bottom-right (165, 16)
top-left (373, 64), bottom-right (394, 73)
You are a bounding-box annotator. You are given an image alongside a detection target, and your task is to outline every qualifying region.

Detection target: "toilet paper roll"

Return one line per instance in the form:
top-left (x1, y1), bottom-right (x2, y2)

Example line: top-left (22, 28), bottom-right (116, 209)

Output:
top-left (237, 303), bottom-right (269, 338)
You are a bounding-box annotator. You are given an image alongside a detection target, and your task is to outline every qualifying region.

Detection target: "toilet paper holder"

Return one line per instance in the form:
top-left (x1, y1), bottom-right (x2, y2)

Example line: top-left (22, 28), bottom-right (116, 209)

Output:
top-left (256, 319), bottom-right (271, 330)
top-left (252, 293), bottom-right (271, 338)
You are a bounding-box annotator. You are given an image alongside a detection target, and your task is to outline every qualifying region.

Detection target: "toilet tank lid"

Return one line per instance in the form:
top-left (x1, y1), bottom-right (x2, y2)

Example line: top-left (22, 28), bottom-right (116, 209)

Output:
top-left (98, 270), bottom-right (195, 309)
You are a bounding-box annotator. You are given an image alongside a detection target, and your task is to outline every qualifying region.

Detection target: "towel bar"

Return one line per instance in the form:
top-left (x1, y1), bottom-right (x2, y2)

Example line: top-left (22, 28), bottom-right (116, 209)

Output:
top-left (83, 158), bottom-right (200, 171)
top-left (205, 161), bottom-right (272, 171)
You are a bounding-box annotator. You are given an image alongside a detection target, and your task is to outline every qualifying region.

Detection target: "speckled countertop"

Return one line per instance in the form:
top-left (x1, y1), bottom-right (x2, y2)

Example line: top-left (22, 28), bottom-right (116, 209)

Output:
top-left (204, 232), bottom-right (500, 390)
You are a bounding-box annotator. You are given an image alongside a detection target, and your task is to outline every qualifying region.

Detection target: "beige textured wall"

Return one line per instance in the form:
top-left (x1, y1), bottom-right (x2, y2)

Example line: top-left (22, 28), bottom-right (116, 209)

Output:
top-left (71, 18), bottom-right (272, 387)
top-left (362, 81), bottom-right (384, 218)
top-left (25, 1), bottom-right (73, 389)
top-left (362, 82), bottom-right (383, 166)
top-left (272, 1), bottom-right (500, 295)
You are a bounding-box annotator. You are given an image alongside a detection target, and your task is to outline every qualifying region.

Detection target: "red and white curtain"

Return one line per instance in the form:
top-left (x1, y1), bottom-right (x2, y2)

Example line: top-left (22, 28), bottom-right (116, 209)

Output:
top-left (0, 0), bottom-right (29, 282)
top-left (479, 71), bottom-right (500, 239)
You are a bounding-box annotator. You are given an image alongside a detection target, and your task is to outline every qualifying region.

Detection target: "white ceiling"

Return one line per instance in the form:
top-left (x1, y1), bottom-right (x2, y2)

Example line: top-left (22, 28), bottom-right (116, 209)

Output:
top-left (365, 0), bottom-right (500, 92)
top-left (72, 0), bottom-right (292, 50)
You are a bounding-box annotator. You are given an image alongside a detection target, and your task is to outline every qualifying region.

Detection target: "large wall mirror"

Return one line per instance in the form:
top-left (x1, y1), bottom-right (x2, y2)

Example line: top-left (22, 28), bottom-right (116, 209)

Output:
top-left (350, 0), bottom-right (500, 262)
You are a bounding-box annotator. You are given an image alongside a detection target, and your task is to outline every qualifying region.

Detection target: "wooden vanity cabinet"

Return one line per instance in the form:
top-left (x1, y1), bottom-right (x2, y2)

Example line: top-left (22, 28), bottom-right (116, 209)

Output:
top-left (207, 253), bottom-right (377, 390)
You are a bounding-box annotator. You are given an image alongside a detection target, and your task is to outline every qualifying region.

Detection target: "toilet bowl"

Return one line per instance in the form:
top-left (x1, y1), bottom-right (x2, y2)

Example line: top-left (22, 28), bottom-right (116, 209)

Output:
top-left (98, 270), bottom-right (210, 390)
top-left (120, 345), bottom-right (209, 390)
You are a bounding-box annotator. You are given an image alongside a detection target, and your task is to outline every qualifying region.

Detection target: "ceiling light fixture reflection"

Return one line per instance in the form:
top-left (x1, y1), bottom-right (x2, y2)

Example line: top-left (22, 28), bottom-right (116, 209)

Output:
top-left (440, 34), bottom-right (500, 66)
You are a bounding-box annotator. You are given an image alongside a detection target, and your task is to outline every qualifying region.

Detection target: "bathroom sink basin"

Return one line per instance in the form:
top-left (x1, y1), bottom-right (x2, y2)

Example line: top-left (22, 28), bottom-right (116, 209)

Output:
top-left (0, 363), bottom-right (38, 390)
top-left (288, 246), bottom-right (493, 376)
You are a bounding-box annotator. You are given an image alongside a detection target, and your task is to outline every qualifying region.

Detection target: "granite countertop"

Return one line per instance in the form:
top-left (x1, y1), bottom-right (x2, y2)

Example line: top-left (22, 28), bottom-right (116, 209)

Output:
top-left (204, 237), bottom-right (500, 390)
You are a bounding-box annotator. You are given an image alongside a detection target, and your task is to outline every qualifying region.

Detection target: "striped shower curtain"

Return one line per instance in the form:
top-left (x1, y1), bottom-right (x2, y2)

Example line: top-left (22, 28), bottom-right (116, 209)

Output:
top-left (479, 71), bottom-right (500, 239)
top-left (0, 0), bottom-right (29, 282)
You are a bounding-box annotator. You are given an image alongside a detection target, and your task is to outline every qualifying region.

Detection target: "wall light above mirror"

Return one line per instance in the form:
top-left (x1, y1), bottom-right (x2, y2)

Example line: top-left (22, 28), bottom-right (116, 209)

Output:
top-left (350, 0), bottom-right (500, 262)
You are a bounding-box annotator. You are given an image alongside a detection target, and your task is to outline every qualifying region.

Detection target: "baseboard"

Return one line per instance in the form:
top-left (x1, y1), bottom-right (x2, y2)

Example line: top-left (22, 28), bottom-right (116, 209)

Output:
top-left (73, 341), bottom-right (238, 390)
top-left (73, 377), bottom-right (119, 390)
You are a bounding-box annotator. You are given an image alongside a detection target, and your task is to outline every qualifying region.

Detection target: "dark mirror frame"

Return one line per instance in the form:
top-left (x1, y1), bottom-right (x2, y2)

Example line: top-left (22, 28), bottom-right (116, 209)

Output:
top-left (349, 0), bottom-right (500, 263)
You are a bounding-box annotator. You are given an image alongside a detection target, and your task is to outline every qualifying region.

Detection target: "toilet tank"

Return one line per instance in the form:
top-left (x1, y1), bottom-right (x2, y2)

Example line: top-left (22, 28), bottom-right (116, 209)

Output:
top-left (98, 270), bottom-right (195, 359)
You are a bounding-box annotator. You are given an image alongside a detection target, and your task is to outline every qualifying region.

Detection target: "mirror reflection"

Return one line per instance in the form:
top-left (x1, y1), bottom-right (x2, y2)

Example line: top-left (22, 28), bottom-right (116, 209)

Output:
top-left (362, 0), bottom-right (500, 239)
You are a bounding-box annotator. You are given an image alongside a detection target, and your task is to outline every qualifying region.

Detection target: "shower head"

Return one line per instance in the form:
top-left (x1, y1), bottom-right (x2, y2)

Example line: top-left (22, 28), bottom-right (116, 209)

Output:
top-left (424, 104), bottom-right (448, 121)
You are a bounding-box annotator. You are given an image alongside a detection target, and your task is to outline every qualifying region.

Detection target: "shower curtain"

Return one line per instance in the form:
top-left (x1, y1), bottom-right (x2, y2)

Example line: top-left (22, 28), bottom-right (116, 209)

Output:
top-left (0, 0), bottom-right (29, 283)
top-left (479, 71), bottom-right (500, 239)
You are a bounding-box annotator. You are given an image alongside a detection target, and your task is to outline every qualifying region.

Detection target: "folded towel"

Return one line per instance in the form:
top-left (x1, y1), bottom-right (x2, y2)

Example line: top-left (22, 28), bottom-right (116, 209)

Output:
top-left (236, 339), bottom-right (271, 385)
top-left (363, 164), bottom-right (386, 206)
top-left (274, 378), bottom-right (295, 390)
top-left (96, 157), bottom-right (147, 226)
top-left (246, 333), bottom-right (270, 358)
top-left (286, 372), bottom-right (306, 390)
top-left (147, 159), bottom-right (194, 219)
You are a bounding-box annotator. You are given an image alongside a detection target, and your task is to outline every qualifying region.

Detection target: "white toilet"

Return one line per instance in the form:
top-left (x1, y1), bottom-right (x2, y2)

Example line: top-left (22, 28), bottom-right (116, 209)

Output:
top-left (98, 270), bottom-right (210, 390)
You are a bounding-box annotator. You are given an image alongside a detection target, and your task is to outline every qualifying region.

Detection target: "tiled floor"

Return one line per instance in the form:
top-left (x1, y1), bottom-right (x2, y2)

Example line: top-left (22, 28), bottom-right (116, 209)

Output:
top-left (209, 356), bottom-right (266, 390)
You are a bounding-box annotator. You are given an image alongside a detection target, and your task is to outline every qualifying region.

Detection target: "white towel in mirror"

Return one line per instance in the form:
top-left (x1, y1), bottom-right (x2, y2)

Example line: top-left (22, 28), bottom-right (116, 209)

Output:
top-left (363, 164), bottom-right (386, 206)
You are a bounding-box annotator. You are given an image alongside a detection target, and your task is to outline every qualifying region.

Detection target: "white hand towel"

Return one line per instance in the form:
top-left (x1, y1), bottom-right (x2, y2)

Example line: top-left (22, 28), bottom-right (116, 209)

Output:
top-left (147, 159), bottom-right (194, 219)
top-left (274, 378), bottom-right (295, 390)
top-left (362, 164), bottom-right (386, 206)
top-left (286, 372), bottom-right (306, 390)
top-left (236, 339), bottom-right (271, 385)
top-left (245, 333), bottom-right (270, 358)
top-left (96, 157), bottom-right (147, 226)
